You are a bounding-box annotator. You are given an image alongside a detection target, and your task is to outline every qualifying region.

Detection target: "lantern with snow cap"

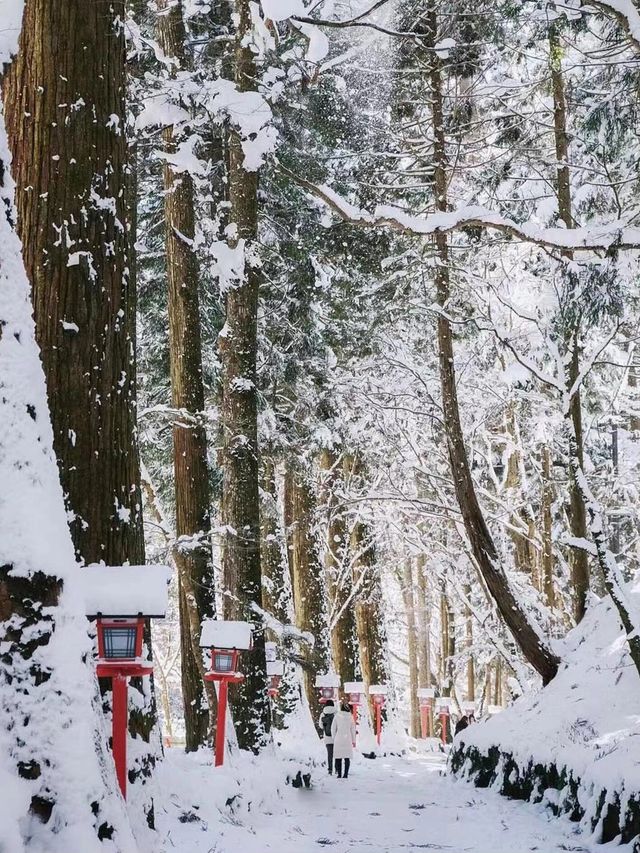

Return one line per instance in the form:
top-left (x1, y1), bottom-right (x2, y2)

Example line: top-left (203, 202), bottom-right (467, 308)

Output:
top-left (200, 619), bottom-right (253, 767)
top-left (434, 697), bottom-right (451, 746)
top-left (344, 681), bottom-right (365, 740)
top-left (368, 685), bottom-right (388, 746)
top-left (80, 564), bottom-right (171, 799)
top-left (267, 659), bottom-right (285, 698)
top-left (417, 687), bottom-right (435, 739)
top-left (315, 672), bottom-right (340, 704)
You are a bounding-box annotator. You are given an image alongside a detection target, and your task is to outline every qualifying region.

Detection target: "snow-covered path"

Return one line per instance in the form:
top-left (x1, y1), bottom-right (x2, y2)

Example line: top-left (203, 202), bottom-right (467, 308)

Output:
top-left (156, 749), bottom-right (598, 852)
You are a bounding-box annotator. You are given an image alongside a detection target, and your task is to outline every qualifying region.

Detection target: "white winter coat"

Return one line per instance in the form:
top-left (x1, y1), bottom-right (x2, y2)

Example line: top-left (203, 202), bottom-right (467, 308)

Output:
top-left (319, 705), bottom-right (336, 744)
top-left (331, 710), bottom-right (355, 760)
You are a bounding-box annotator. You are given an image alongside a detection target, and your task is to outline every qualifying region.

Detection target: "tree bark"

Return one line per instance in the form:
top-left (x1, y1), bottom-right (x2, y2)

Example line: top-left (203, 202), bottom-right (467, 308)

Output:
top-left (285, 460), bottom-right (330, 723)
top-left (156, 0), bottom-right (216, 754)
top-left (320, 448), bottom-right (357, 684)
top-left (421, 6), bottom-right (558, 684)
top-left (218, 0), bottom-right (270, 750)
top-left (549, 24), bottom-right (590, 623)
top-left (2, 0), bottom-right (157, 810)
top-left (464, 583), bottom-right (475, 701)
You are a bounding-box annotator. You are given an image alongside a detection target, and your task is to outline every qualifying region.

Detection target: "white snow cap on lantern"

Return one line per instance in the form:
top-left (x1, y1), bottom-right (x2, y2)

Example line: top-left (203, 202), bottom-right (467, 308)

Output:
top-left (200, 619), bottom-right (253, 650)
top-left (368, 684), bottom-right (388, 696)
top-left (344, 681), bottom-right (366, 695)
top-left (315, 672), bottom-right (340, 688)
top-left (417, 687), bottom-right (436, 699)
top-left (488, 704), bottom-right (503, 715)
top-left (266, 660), bottom-right (285, 677)
top-left (434, 697), bottom-right (450, 711)
top-left (80, 564), bottom-right (172, 617)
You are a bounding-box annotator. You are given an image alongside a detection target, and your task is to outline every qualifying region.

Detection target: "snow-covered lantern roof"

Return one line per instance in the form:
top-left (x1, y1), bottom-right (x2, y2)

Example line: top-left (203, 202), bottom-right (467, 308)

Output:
top-left (488, 704), bottom-right (503, 716)
top-left (417, 687), bottom-right (435, 707)
top-left (434, 697), bottom-right (451, 715)
top-left (315, 672), bottom-right (340, 703)
top-left (369, 684), bottom-right (388, 705)
top-left (266, 659), bottom-right (285, 697)
top-left (201, 619), bottom-right (253, 683)
top-left (80, 564), bottom-right (171, 669)
top-left (463, 702), bottom-right (477, 717)
top-left (344, 681), bottom-right (366, 704)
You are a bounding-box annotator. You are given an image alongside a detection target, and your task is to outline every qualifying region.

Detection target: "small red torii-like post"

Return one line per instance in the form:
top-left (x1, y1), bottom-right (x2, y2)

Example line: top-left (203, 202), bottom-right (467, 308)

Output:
top-left (368, 685), bottom-right (388, 746)
top-left (200, 620), bottom-right (253, 767)
top-left (81, 564), bottom-right (171, 799)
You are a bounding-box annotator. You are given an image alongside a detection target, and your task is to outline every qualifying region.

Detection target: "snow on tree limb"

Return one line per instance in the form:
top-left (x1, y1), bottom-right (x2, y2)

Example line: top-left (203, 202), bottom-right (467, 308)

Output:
top-left (278, 163), bottom-right (640, 253)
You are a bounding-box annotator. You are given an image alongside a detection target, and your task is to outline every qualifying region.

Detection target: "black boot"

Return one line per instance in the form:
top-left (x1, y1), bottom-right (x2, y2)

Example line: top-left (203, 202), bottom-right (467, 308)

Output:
top-left (335, 759), bottom-right (342, 778)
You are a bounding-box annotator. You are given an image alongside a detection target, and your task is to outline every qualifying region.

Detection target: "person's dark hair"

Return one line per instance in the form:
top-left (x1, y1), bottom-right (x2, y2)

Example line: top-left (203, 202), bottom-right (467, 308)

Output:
top-left (341, 700), bottom-right (351, 713)
top-left (324, 699), bottom-right (335, 708)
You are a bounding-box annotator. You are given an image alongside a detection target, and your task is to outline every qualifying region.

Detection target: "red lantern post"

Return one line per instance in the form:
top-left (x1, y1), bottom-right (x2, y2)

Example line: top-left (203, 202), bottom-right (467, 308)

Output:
top-left (435, 698), bottom-right (450, 746)
top-left (368, 685), bottom-right (388, 746)
top-left (344, 682), bottom-right (365, 744)
top-left (200, 620), bottom-right (253, 767)
top-left (417, 688), bottom-right (435, 739)
top-left (81, 564), bottom-right (171, 799)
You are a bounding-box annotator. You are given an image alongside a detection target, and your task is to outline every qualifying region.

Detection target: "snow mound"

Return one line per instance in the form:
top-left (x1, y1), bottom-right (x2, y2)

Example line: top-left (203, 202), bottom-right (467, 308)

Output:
top-left (457, 584), bottom-right (640, 796)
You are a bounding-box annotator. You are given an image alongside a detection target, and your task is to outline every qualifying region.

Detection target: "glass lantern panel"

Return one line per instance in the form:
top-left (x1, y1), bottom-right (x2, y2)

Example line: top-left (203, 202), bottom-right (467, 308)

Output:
top-left (214, 651), bottom-right (234, 673)
top-left (103, 626), bottom-right (137, 660)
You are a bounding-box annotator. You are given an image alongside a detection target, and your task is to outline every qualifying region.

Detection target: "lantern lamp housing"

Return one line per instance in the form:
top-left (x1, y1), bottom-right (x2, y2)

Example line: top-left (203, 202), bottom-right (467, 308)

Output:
top-left (97, 617), bottom-right (144, 662)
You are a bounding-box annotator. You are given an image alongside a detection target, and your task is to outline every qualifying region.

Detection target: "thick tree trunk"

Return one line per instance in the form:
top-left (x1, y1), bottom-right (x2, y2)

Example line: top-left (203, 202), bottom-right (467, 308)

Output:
top-left (320, 448), bottom-right (357, 684)
top-left (285, 460), bottom-right (330, 722)
top-left (549, 24), bottom-right (590, 623)
top-left (156, 0), bottom-right (216, 753)
top-left (401, 559), bottom-right (420, 738)
top-left (261, 457), bottom-right (290, 628)
top-left (2, 0), bottom-right (157, 812)
top-left (3, 0), bottom-right (144, 567)
top-left (218, 0), bottom-right (270, 750)
top-left (423, 7), bottom-right (559, 684)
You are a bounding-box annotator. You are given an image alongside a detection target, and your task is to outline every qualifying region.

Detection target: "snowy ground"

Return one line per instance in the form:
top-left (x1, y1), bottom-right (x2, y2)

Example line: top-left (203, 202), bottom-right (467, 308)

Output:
top-left (152, 746), bottom-right (609, 853)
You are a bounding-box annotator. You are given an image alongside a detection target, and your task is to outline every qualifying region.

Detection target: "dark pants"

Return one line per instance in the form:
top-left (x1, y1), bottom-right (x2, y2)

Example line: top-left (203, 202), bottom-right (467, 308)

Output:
top-left (326, 743), bottom-right (334, 774)
top-left (335, 758), bottom-right (350, 778)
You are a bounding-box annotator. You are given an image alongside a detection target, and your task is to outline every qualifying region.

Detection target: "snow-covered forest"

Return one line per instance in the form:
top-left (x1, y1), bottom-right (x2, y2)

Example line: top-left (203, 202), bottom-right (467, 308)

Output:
top-left (3, 0), bottom-right (640, 850)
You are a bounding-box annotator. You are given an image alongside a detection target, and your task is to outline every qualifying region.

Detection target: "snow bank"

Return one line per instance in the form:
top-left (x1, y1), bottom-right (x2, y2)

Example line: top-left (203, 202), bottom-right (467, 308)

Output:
top-left (452, 583), bottom-right (640, 844)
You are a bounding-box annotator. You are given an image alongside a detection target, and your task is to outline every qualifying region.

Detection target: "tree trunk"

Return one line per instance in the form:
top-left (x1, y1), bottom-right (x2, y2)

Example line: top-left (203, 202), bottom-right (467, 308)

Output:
top-left (218, 0), bottom-right (270, 750)
top-left (2, 0), bottom-right (157, 812)
top-left (156, 0), bottom-right (216, 753)
top-left (284, 460), bottom-right (330, 723)
top-left (415, 555), bottom-right (431, 690)
top-left (320, 448), bottom-right (357, 684)
top-left (423, 7), bottom-right (559, 684)
top-left (401, 559), bottom-right (420, 738)
top-left (541, 446), bottom-right (557, 609)
top-left (464, 583), bottom-right (475, 701)
top-left (549, 24), bottom-right (590, 623)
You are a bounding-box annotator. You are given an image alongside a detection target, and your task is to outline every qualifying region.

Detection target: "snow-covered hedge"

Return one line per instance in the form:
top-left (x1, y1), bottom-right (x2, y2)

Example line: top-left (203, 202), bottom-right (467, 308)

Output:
top-left (451, 584), bottom-right (640, 848)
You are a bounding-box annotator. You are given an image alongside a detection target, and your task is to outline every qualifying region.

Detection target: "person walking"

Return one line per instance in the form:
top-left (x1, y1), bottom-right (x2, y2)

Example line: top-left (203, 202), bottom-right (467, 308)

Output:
top-left (454, 714), bottom-right (469, 736)
top-left (319, 700), bottom-right (337, 774)
top-left (331, 700), bottom-right (356, 779)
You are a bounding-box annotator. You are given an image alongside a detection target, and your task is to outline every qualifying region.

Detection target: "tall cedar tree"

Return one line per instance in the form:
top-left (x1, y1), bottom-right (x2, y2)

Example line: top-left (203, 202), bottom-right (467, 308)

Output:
top-left (2, 0), bottom-right (157, 807)
top-left (219, 0), bottom-right (270, 749)
top-left (419, 3), bottom-right (559, 683)
top-left (156, 0), bottom-right (217, 752)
